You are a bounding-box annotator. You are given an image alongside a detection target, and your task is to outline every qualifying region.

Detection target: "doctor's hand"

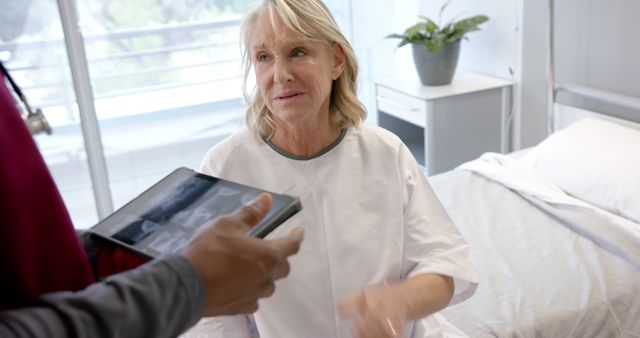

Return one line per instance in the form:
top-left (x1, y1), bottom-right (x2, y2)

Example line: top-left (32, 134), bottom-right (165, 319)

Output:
top-left (338, 284), bottom-right (408, 338)
top-left (183, 193), bottom-right (304, 317)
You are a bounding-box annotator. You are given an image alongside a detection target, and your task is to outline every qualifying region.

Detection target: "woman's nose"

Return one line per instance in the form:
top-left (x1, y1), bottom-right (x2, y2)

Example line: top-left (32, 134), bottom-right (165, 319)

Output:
top-left (273, 59), bottom-right (293, 84)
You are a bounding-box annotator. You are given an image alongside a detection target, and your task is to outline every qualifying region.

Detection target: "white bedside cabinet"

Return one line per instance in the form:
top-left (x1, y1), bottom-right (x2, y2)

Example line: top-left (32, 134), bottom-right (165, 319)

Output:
top-left (375, 71), bottom-right (512, 175)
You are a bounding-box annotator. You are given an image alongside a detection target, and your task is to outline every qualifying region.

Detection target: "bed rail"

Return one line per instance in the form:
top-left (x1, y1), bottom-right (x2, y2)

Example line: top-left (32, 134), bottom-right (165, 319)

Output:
top-left (555, 84), bottom-right (640, 125)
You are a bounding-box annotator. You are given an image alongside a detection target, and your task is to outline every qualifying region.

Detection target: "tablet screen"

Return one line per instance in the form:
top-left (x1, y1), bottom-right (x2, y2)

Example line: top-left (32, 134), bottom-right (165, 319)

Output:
top-left (90, 167), bottom-right (301, 258)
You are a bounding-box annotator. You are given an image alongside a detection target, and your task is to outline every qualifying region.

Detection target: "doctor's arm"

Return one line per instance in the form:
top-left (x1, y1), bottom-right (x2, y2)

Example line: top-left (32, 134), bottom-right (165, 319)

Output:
top-left (0, 194), bottom-right (303, 338)
top-left (0, 255), bottom-right (203, 338)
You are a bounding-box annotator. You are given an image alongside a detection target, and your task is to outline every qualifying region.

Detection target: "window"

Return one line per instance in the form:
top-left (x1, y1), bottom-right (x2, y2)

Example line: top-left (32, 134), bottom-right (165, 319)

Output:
top-left (77, 0), bottom-right (259, 220)
top-left (0, 0), bottom-right (100, 226)
top-left (1, 0), bottom-right (258, 228)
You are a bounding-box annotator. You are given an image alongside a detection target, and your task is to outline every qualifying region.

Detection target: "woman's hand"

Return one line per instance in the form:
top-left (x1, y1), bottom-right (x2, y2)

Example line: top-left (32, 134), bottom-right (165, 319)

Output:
top-left (338, 273), bottom-right (455, 338)
top-left (338, 284), bottom-right (408, 338)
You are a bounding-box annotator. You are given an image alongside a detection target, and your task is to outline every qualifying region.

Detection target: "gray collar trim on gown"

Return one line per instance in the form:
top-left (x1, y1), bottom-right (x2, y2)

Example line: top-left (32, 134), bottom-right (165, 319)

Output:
top-left (262, 128), bottom-right (348, 161)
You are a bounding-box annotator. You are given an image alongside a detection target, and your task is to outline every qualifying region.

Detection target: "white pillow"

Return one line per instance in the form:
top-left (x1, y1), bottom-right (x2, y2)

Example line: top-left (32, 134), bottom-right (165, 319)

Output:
top-left (520, 117), bottom-right (640, 224)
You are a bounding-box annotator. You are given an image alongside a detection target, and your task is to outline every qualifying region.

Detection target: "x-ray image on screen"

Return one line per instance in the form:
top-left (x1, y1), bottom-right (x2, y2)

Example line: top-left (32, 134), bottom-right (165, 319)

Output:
top-left (112, 175), bottom-right (211, 245)
top-left (90, 167), bottom-right (301, 258)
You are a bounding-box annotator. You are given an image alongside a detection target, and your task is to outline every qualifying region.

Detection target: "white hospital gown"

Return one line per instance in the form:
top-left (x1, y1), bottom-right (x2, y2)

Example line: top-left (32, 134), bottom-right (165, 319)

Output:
top-left (184, 123), bottom-right (478, 338)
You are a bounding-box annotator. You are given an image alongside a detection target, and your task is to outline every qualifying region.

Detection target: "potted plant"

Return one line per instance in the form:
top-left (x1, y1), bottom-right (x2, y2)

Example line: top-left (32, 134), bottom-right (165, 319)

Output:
top-left (388, 0), bottom-right (489, 86)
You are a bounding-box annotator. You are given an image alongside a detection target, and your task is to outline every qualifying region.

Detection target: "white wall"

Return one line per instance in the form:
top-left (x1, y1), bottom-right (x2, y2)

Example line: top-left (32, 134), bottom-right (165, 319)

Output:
top-left (555, 0), bottom-right (640, 98)
top-left (328, 0), bottom-right (404, 124)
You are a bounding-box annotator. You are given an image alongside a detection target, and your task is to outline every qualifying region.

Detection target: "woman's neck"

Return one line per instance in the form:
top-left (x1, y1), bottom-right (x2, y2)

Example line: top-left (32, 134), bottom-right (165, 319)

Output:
top-left (270, 120), bottom-right (342, 157)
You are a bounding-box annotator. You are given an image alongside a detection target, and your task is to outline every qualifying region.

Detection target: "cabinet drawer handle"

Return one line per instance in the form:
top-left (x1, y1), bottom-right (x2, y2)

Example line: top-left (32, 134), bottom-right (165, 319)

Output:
top-left (377, 96), bottom-right (420, 112)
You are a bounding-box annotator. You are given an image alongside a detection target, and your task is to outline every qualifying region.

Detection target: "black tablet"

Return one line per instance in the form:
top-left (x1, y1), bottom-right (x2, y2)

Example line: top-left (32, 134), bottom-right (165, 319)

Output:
top-left (89, 167), bottom-right (301, 258)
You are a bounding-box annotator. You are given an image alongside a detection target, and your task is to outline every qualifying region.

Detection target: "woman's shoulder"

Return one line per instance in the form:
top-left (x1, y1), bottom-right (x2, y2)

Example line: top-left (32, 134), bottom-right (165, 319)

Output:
top-left (204, 128), bottom-right (252, 154)
top-left (200, 128), bottom-right (259, 173)
top-left (353, 123), bottom-right (405, 150)
top-left (347, 123), bottom-right (418, 169)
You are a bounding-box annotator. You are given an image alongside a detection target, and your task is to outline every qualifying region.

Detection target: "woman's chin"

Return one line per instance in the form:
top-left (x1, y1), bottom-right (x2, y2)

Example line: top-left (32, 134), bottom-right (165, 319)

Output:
top-left (272, 112), bottom-right (321, 128)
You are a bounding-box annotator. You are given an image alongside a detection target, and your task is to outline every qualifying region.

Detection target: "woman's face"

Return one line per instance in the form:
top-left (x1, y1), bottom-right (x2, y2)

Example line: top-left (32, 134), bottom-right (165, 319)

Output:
top-left (250, 11), bottom-right (344, 130)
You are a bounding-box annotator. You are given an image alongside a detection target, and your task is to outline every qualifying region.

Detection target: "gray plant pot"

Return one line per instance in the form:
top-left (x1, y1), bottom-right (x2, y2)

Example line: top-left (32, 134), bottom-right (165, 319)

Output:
top-left (411, 40), bottom-right (461, 86)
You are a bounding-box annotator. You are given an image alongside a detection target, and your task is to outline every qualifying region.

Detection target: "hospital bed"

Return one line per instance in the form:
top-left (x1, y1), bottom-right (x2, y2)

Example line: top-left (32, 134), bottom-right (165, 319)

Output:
top-left (424, 1), bottom-right (640, 334)
top-left (427, 31), bottom-right (640, 338)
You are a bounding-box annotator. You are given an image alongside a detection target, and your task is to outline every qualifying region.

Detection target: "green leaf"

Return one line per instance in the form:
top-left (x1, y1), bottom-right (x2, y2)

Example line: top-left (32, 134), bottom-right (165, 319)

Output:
top-left (425, 18), bottom-right (439, 34)
top-left (453, 15), bottom-right (489, 35)
top-left (397, 38), bottom-right (411, 48)
top-left (387, 3), bottom-right (489, 49)
top-left (426, 39), bottom-right (443, 53)
top-left (385, 33), bottom-right (405, 39)
top-left (406, 22), bottom-right (424, 40)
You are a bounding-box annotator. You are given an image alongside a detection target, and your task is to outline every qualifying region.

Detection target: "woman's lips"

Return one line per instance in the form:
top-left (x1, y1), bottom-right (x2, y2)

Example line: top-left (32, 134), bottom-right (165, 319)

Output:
top-left (275, 91), bottom-right (303, 102)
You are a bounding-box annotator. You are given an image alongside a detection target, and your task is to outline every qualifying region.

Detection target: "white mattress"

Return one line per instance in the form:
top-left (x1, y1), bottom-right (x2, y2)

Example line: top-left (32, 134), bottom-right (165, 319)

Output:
top-left (429, 154), bottom-right (640, 338)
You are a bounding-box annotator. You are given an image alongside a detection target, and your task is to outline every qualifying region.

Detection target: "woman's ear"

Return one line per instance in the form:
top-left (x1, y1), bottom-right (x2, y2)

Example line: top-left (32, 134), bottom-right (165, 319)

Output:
top-left (332, 44), bottom-right (346, 80)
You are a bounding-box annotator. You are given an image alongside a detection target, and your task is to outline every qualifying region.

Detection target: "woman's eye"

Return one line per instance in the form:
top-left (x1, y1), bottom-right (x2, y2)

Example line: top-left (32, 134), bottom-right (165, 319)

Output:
top-left (257, 54), bottom-right (270, 62)
top-left (292, 49), bottom-right (306, 57)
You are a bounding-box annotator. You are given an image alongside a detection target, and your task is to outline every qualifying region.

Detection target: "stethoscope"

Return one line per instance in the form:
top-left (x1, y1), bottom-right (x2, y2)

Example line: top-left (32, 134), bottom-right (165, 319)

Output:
top-left (0, 60), bottom-right (52, 135)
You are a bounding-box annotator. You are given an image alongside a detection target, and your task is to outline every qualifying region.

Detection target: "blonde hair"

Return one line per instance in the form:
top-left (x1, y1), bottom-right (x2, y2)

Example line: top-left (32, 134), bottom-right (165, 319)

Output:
top-left (240, 0), bottom-right (366, 138)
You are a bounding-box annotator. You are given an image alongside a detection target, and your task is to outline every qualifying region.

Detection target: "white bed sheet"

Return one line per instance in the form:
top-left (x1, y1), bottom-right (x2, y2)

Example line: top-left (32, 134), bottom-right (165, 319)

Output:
top-left (430, 154), bottom-right (640, 337)
top-left (460, 153), bottom-right (640, 267)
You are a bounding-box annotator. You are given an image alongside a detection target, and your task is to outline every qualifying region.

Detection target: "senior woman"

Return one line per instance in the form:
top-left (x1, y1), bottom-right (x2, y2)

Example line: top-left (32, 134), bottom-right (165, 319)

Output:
top-left (187, 0), bottom-right (478, 337)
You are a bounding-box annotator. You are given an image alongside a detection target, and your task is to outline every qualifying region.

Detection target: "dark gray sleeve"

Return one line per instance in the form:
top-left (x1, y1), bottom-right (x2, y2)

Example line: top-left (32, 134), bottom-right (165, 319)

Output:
top-left (0, 255), bottom-right (205, 338)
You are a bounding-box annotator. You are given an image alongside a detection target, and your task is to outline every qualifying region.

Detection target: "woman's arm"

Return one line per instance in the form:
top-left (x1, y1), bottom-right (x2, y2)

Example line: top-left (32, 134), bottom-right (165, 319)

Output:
top-left (386, 273), bottom-right (454, 320)
top-left (338, 142), bottom-right (473, 338)
top-left (339, 273), bottom-right (454, 338)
